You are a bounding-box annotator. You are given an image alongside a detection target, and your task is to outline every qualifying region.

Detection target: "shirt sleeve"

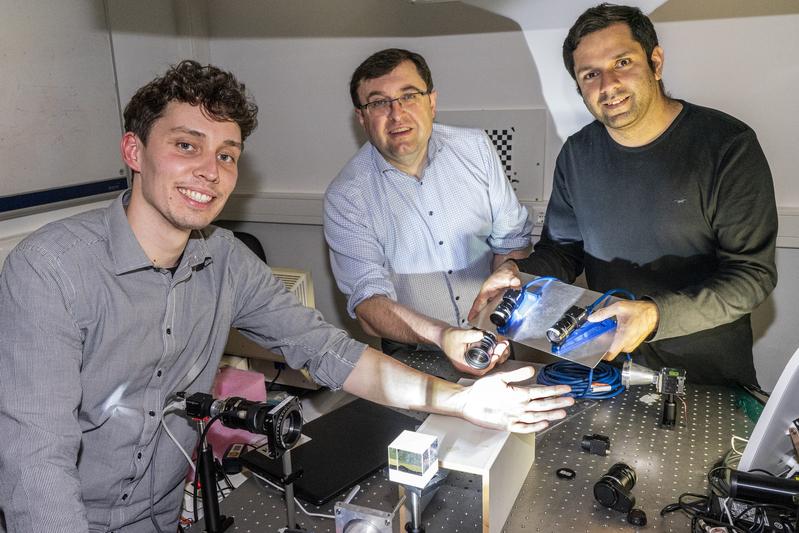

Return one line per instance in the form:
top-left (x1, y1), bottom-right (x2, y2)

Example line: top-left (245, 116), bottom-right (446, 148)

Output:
top-left (479, 131), bottom-right (533, 255)
top-left (0, 244), bottom-right (89, 532)
top-left (516, 150), bottom-right (586, 283)
top-left (226, 240), bottom-right (368, 389)
top-left (323, 183), bottom-right (396, 318)
top-left (648, 129), bottom-right (778, 341)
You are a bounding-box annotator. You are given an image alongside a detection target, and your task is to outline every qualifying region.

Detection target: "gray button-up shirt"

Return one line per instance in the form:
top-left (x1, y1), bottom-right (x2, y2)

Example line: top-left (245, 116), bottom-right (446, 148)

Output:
top-left (0, 191), bottom-right (366, 532)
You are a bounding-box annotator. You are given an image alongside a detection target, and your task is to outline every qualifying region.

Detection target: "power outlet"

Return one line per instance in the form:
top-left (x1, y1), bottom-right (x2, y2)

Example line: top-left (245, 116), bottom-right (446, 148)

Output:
top-left (532, 206), bottom-right (546, 227)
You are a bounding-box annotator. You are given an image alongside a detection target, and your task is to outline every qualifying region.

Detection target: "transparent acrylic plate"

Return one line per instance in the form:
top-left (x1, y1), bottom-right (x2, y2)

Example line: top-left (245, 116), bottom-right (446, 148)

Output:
top-left (469, 274), bottom-right (620, 369)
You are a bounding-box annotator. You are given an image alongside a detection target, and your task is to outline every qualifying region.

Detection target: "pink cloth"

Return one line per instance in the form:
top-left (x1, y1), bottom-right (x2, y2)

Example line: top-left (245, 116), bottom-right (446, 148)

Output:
top-left (205, 367), bottom-right (267, 460)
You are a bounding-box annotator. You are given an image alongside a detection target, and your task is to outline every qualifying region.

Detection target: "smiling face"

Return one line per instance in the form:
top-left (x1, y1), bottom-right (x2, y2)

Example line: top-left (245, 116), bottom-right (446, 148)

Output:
top-left (573, 23), bottom-right (666, 139)
top-left (355, 60), bottom-right (437, 177)
top-left (122, 101), bottom-right (242, 241)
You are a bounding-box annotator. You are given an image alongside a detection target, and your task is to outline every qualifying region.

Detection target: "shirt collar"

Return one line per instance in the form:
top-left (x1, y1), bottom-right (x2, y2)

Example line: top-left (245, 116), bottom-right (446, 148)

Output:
top-left (107, 190), bottom-right (212, 275)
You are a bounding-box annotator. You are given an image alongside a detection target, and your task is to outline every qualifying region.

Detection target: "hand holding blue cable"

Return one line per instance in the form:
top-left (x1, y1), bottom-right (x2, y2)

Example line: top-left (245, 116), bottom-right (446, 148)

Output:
top-left (585, 296), bottom-right (659, 361)
top-left (539, 288), bottom-right (638, 400)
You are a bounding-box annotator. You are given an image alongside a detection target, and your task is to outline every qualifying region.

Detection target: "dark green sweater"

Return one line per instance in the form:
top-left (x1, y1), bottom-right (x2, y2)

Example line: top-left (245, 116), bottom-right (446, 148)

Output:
top-left (519, 101), bottom-right (777, 385)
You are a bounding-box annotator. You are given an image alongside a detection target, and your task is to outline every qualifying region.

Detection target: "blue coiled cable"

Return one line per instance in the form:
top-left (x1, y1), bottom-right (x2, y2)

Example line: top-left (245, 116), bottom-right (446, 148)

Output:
top-left (536, 288), bottom-right (637, 399)
top-left (536, 360), bottom-right (625, 399)
top-left (585, 288), bottom-right (637, 314)
top-left (522, 276), bottom-right (558, 292)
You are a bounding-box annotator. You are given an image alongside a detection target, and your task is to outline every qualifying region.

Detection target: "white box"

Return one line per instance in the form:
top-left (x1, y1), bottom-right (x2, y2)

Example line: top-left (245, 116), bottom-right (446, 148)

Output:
top-left (399, 364), bottom-right (537, 531)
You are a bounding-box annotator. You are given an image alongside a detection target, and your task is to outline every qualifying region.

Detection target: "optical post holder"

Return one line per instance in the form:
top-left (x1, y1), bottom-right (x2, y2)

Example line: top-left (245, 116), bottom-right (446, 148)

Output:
top-left (399, 470), bottom-right (449, 533)
top-left (194, 417), bottom-right (234, 533)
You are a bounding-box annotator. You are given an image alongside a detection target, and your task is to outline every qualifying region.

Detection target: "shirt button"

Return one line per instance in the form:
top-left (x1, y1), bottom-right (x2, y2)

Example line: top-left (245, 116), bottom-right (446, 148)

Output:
top-left (455, 296), bottom-right (460, 301)
top-left (447, 270), bottom-right (452, 274)
top-left (157, 370), bottom-right (163, 377)
top-left (438, 241), bottom-right (443, 245)
top-left (148, 411), bottom-right (156, 417)
top-left (137, 452), bottom-right (142, 459)
top-left (166, 328), bottom-right (172, 335)
top-left (461, 319), bottom-right (466, 324)
top-left (122, 493), bottom-right (128, 501)
top-left (429, 211), bottom-right (433, 216)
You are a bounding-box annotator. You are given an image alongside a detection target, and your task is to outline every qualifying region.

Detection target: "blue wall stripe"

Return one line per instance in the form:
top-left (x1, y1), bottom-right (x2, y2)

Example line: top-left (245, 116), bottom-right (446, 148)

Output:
top-left (0, 178), bottom-right (129, 214)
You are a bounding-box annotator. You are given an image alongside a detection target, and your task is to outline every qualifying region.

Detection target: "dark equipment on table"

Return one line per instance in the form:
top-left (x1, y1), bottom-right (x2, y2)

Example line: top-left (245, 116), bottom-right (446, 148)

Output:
top-left (594, 462), bottom-right (637, 513)
top-left (581, 434), bottom-right (610, 456)
top-left (729, 470), bottom-right (799, 508)
top-left (556, 468), bottom-right (576, 480)
top-left (626, 508), bottom-right (647, 527)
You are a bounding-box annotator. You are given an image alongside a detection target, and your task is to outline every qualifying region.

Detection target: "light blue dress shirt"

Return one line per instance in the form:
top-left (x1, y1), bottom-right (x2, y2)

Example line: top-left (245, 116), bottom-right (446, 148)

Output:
top-left (324, 123), bottom-right (532, 328)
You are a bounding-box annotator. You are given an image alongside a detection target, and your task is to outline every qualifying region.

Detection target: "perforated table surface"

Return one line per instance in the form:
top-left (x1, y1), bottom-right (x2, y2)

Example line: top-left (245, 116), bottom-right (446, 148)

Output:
top-left (188, 354), bottom-right (753, 532)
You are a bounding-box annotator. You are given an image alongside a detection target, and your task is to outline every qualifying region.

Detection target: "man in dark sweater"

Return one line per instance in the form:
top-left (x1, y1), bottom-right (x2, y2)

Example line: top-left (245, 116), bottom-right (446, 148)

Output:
top-left (469, 3), bottom-right (777, 385)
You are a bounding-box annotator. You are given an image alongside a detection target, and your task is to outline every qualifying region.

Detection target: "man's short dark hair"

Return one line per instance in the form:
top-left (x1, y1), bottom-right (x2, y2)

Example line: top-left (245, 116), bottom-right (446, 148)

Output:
top-left (123, 60), bottom-right (258, 144)
top-left (563, 3), bottom-right (660, 82)
top-left (349, 49), bottom-right (434, 108)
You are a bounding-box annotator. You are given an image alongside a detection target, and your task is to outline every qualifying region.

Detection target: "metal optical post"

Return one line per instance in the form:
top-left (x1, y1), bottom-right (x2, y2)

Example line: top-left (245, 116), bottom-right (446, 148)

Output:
top-left (401, 470), bottom-right (448, 533)
top-left (281, 447), bottom-right (302, 531)
top-left (195, 418), bottom-right (234, 533)
top-left (405, 488), bottom-right (424, 533)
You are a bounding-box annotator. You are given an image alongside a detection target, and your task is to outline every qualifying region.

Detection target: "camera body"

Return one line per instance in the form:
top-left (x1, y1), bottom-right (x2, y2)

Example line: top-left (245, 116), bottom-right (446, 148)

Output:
top-left (546, 305), bottom-right (589, 345)
top-left (184, 392), bottom-right (303, 459)
top-left (465, 331), bottom-right (497, 370)
top-left (581, 434), bottom-right (610, 456)
top-left (490, 289), bottom-right (524, 329)
top-left (655, 368), bottom-right (686, 395)
top-left (621, 361), bottom-right (686, 395)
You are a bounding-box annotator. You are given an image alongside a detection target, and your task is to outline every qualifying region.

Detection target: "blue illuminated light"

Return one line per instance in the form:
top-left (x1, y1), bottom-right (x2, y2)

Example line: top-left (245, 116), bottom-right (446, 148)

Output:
top-left (552, 318), bottom-right (617, 355)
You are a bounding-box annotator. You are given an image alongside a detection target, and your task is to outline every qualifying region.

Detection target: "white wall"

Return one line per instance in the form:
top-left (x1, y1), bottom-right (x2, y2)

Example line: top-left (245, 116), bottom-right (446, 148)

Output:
top-left (657, 14), bottom-right (799, 207)
top-left (206, 0), bottom-right (544, 195)
top-left (107, 0), bottom-right (210, 105)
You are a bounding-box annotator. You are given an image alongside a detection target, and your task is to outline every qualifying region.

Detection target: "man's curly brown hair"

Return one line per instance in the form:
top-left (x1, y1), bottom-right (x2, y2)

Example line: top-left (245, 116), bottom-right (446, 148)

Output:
top-left (123, 60), bottom-right (258, 144)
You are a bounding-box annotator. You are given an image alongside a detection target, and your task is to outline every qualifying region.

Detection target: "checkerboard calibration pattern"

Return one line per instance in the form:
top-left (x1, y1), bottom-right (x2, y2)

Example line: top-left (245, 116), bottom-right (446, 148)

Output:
top-left (486, 127), bottom-right (519, 187)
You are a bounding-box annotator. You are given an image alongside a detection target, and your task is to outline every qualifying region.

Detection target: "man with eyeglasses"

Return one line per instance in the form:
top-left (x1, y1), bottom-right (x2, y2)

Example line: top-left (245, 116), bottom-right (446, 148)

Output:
top-left (324, 48), bottom-right (533, 377)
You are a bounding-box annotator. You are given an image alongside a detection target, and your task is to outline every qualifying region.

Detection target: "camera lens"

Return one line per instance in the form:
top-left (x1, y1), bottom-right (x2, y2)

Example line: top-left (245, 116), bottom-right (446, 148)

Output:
top-left (465, 331), bottom-right (496, 370)
top-left (546, 305), bottom-right (588, 344)
top-left (594, 463), bottom-right (637, 512)
top-left (490, 289), bottom-right (521, 327)
top-left (277, 406), bottom-right (303, 449)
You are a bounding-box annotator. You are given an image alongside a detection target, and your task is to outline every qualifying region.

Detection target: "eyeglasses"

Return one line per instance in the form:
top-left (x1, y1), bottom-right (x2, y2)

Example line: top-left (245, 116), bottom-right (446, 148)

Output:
top-left (359, 91), bottom-right (431, 115)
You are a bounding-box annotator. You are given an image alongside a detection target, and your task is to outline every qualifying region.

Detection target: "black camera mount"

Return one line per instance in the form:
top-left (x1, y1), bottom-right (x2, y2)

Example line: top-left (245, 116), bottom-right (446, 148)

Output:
top-left (176, 391), bottom-right (305, 532)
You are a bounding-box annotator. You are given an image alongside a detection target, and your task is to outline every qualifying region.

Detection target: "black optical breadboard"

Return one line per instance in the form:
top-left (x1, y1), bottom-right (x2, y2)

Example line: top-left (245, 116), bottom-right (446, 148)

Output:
top-left (240, 398), bottom-right (419, 506)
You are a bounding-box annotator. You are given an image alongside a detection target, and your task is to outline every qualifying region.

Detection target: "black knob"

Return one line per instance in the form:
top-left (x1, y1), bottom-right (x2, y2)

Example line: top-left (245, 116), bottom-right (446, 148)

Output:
top-left (627, 508), bottom-right (647, 527)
